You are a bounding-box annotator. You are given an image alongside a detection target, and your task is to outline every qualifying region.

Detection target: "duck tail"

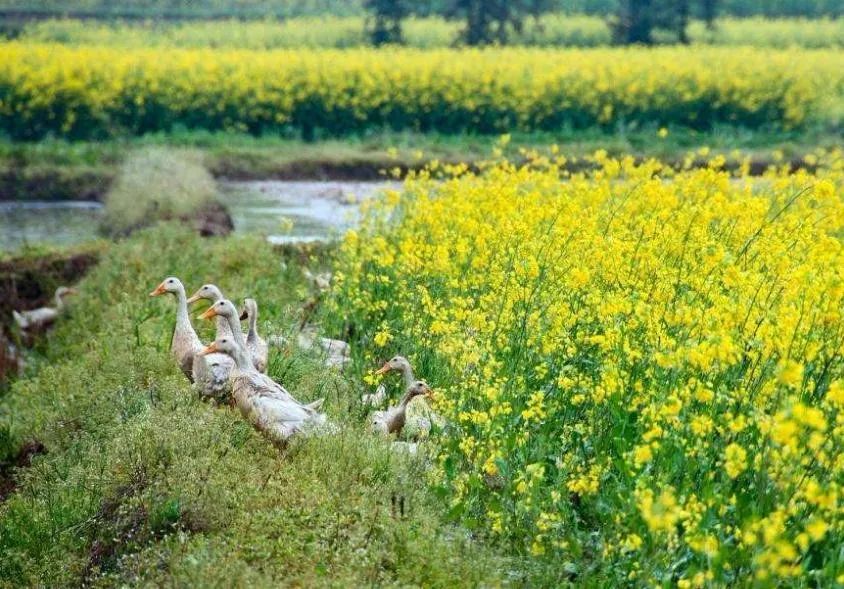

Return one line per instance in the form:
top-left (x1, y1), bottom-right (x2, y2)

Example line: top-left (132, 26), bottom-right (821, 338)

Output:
top-left (12, 310), bottom-right (27, 330)
top-left (306, 398), bottom-right (325, 411)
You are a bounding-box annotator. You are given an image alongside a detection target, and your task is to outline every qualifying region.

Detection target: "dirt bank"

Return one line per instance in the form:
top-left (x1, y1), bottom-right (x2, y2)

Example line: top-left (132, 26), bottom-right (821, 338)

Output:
top-left (0, 247), bottom-right (101, 324)
top-left (0, 154), bottom-right (818, 203)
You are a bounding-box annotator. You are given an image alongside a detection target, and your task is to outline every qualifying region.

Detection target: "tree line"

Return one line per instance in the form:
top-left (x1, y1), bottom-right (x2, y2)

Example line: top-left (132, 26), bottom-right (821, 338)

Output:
top-left (0, 0), bottom-right (839, 22)
top-left (366, 0), bottom-right (735, 46)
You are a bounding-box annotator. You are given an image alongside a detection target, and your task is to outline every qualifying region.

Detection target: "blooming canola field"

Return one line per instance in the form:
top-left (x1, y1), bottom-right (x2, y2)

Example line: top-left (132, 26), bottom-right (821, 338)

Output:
top-left (327, 151), bottom-right (844, 585)
top-left (0, 43), bottom-right (842, 139)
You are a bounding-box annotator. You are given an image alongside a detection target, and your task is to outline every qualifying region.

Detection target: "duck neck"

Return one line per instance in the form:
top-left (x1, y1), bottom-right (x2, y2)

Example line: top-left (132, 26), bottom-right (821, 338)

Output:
top-left (225, 313), bottom-right (249, 351)
top-left (399, 390), bottom-right (416, 411)
top-left (208, 294), bottom-right (232, 338)
top-left (230, 343), bottom-right (254, 371)
top-left (400, 364), bottom-right (415, 389)
top-left (54, 291), bottom-right (65, 310)
top-left (174, 287), bottom-right (192, 331)
top-left (247, 309), bottom-right (258, 339)
top-left (216, 315), bottom-right (232, 338)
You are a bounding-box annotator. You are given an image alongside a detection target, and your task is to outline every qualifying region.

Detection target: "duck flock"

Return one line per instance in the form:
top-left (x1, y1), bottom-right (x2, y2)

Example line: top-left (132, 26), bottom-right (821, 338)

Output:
top-left (146, 276), bottom-right (436, 448)
top-left (10, 277), bottom-right (437, 448)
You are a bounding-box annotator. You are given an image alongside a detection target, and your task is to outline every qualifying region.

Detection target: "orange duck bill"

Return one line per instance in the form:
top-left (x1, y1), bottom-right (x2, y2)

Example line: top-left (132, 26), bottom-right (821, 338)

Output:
top-left (149, 283), bottom-right (167, 297)
top-left (199, 342), bottom-right (218, 356)
top-left (198, 307), bottom-right (218, 320)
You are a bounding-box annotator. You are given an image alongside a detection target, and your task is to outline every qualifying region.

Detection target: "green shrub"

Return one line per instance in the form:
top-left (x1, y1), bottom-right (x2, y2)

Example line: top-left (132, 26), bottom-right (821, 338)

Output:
top-left (102, 148), bottom-right (217, 236)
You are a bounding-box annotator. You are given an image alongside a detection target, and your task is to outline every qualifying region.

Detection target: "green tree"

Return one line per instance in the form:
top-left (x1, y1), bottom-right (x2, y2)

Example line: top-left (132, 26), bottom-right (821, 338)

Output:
top-left (364, 0), bottom-right (410, 45)
top-left (677, 0), bottom-right (690, 43)
top-left (612, 0), bottom-right (714, 45)
top-left (444, 0), bottom-right (555, 46)
top-left (701, 0), bottom-right (718, 30)
top-left (611, 0), bottom-right (654, 44)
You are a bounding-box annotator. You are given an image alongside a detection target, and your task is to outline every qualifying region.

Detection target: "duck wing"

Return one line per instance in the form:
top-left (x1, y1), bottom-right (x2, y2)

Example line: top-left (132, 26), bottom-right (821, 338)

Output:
top-left (193, 352), bottom-right (235, 403)
top-left (370, 408), bottom-right (392, 434)
top-left (14, 307), bottom-right (58, 331)
top-left (253, 393), bottom-right (313, 423)
top-left (241, 370), bottom-right (298, 402)
top-left (362, 383), bottom-right (387, 408)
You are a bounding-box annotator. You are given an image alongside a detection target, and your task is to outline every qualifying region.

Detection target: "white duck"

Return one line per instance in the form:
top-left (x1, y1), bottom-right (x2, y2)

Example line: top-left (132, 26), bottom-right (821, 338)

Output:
top-left (239, 298), bottom-right (269, 374)
top-left (198, 299), bottom-right (266, 373)
top-left (363, 355), bottom-right (415, 407)
top-left (371, 380), bottom-right (432, 436)
top-left (200, 336), bottom-right (328, 444)
top-left (303, 268), bottom-right (332, 293)
top-left (13, 286), bottom-right (78, 331)
top-left (373, 355), bottom-right (442, 438)
top-left (268, 325), bottom-right (350, 370)
top-left (150, 277), bottom-right (203, 381)
top-left (186, 284), bottom-right (231, 337)
top-left (361, 384), bottom-right (388, 408)
top-left (375, 355), bottom-right (416, 388)
top-left (185, 283), bottom-right (236, 402)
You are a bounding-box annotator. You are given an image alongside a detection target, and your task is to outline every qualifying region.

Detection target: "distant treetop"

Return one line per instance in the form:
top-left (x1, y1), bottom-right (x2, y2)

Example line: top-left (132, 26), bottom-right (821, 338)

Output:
top-left (0, 0), bottom-right (839, 19)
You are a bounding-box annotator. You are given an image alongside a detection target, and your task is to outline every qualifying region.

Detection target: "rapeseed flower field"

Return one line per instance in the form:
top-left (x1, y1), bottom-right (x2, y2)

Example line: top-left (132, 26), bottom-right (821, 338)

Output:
top-left (327, 149), bottom-right (844, 585)
top-left (0, 43), bottom-right (841, 139)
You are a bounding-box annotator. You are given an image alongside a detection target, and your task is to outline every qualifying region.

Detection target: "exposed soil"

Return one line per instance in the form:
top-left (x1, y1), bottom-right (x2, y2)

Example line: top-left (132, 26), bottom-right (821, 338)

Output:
top-left (0, 439), bottom-right (47, 502)
top-left (0, 166), bottom-right (113, 202)
top-left (81, 468), bottom-right (209, 586)
top-left (0, 249), bottom-right (100, 326)
top-left (209, 157), bottom-right (405, 182)
top-left (0, 248), bottom-right (100, 385)
top-left (0, 332), bottom-right (24, 385)
top-left (1, 154), bottom-right (816, 205)
top-left (191, 201), bottom-right (234, 237)
top-left (103, 200), bottom-right (234, 239)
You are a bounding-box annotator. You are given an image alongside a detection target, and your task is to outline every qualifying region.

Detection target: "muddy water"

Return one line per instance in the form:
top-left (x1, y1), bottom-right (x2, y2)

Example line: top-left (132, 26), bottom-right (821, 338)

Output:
top-left (0, 181), bottom-right (392, 252)
top-left (219, 180), bottom-right (391, 245)
top-left (0, 201), bottom-right (104, 251)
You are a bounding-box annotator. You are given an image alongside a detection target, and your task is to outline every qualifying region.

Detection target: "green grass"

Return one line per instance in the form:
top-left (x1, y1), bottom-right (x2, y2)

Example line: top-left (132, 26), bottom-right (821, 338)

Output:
top-left (1, 126), bottom-right (840, 201)
top-left (0, 225), bottom-right (512, 586)
top-left (16, 15), bottom-right (843, 49)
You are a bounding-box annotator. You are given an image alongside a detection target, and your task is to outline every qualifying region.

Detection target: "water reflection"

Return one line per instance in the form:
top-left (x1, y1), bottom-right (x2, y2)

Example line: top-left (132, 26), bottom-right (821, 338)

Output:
top-left (219, 180), bottom-right (390, 244)
top-left (0, 181), bottom-right (391, 252)
top-left (0, 201), bottom-right (103, 251)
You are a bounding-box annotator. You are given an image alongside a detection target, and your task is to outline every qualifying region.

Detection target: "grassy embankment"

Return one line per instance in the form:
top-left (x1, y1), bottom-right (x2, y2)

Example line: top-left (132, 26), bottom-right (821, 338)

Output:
top-left (0, 225), bottom-right (514, 586)
top-left (14, 15), bottom-right (843, 49)
top-left (2, 126), bottom-right (841, 201)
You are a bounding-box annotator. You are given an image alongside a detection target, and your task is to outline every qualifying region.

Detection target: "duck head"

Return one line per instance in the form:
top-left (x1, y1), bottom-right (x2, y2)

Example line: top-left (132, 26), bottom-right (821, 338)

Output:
top-left (186, 283), bottom-right (224, 305)
top-left (375, 355), bottom-right (412, 375)
top-left (198, 298), bottom-right (238, 322)
top-left (239, 298), bottom-right (259, 321)
top-left (149, 277), bottom-right (183, 297)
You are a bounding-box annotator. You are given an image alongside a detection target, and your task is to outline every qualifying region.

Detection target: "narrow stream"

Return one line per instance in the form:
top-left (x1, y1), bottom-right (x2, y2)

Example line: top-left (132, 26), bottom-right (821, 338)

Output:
top-left (0, 181), bottom-right (391, 252)
top-left (219, 180), bottom-right (390, 245)
top-left (0, 201), bottom-right (104, 251)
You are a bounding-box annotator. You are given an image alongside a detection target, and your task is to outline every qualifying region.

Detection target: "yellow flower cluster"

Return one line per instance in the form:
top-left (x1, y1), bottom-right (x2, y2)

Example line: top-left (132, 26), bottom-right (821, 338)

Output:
top-left (0, 42), bottom-right (840, 139)
top-left (328, 148), bottom-right (844, 583)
